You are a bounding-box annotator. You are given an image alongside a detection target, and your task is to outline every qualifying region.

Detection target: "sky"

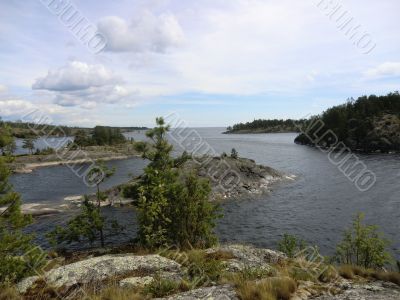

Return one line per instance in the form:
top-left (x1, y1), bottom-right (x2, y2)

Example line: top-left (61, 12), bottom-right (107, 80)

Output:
top-left (0, 0), bottom-right (399, 127)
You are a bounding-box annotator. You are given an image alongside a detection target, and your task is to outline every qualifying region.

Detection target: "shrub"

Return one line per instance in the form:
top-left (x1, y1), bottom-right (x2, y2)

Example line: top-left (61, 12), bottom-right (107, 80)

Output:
top-left (184, 250), bottom-right (224, 286)
top-left (34, 147), bottom-right (55, 155)
top-left (230, 148), bottom-right (238, 159)
top-left (47, 196), bottom-right (123, 249)
top-left (144, 276), bottom-right (180, 298)
top-left (278, 234), bottom-right (307, 258)
top-left (335, 213), bottom-right (392, 269)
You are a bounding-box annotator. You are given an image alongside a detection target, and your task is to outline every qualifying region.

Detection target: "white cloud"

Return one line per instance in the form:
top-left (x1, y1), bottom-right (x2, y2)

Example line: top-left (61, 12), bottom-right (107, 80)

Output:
top-left (32, 61), bottom-right (121, 91)
top-left (32, 62), bottom-right (136, 109)
top-left (365, 62), bottom-right (400, 78)
top-left (0, 99), bottom-right (35, 116)
top-left (97, 11), bottom-right (184, 53)
top-left (0, 85), bottom-right (7, 93)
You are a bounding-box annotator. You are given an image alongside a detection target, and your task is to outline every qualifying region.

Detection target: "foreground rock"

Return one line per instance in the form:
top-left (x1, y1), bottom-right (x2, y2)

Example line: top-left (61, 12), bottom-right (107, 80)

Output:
top-left (206, 244), bottom-right (286, 272)
top-left (313, 281), bottom-right (400, 300)
top-left (157, 285), bottom-right (238, 300)
top-left (17, 244), bottom-right (400, 299)
top-left (18, 254), bottom-right (181, 293)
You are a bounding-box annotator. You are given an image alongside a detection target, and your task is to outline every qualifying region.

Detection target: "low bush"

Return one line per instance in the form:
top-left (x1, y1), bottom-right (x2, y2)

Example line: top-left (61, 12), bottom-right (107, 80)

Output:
top-left (335, 213), bottom-right (392, 269)
top-left (143, 276), bottom-right (181, 298)
top-left (278, 234), bottom-right (307, 258)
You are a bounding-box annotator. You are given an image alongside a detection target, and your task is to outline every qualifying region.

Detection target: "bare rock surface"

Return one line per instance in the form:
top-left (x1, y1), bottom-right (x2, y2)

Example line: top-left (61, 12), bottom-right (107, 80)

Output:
top-left (206, 244), bottom-right (286, 272)
top-left (182, 157), bottom-right (288, 199)
top-left (119, 276), bottom-right (154, 288)
top-left (156, 284), bottom-right (238, 300)
top-left (18, 254), bottom-right (181, 292)
top-left (312, 280), bottom-right (400, 300)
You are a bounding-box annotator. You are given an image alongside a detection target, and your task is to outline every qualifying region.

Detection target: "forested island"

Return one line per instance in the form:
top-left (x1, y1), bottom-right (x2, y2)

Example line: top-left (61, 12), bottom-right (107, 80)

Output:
top-left (224, 119), bottom-right (306, 134)
top-left (295, 92), bottom-right (400, 153)
top-left (1, 120), bottom-right (147, 138)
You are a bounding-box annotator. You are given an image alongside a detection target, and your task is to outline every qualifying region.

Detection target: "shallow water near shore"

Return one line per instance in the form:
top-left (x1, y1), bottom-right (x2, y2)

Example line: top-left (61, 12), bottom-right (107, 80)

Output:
top-left (11, 128), bottom-right (400, 259)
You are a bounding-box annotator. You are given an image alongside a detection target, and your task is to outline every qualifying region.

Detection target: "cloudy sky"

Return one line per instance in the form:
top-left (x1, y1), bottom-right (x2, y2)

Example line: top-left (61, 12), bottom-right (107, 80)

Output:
top-left (0, 0), bottom-right (399, 127)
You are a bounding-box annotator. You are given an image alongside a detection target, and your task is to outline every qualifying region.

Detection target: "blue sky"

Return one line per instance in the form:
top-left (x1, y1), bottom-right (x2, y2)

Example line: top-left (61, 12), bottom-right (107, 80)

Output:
top-left (0, 0), bottom-right (399, 127)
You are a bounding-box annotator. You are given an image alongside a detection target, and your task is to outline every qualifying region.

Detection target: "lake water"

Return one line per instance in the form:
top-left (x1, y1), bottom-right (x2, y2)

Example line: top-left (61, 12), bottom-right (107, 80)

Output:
top-left (10, 128), bottom-right (400, 258)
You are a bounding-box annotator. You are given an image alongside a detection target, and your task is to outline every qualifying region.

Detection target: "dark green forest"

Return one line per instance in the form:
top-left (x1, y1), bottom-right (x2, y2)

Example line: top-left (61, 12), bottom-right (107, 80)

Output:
top-left (295, 92), bottom-right (400, 153)
top-left (225, 119), bottom-right (306, 133)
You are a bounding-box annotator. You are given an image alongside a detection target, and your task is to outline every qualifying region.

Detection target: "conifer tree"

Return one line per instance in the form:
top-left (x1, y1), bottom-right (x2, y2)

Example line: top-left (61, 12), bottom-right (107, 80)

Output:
top-left (0, 156), bottom-right (39, 283)
top-left (135, 117), bottom-right (221, 249)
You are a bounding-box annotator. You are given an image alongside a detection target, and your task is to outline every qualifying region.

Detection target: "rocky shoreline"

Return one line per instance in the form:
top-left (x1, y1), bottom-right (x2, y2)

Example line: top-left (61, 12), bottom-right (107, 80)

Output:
top-left (4, 156), bottom-right (293, 217)
top-left (16, 244), bottom-right (400, 299)
top-left (9, 143), bottom-right (140, 174)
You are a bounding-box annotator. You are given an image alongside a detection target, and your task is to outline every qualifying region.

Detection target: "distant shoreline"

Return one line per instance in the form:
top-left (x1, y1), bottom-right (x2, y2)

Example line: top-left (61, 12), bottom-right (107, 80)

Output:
top-left (223, 130), bottom-right (299, 134)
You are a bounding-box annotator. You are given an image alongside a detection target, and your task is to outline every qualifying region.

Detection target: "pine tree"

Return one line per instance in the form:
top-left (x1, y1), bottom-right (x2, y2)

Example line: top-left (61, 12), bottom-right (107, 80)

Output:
top-left (47, 162), bottom-right (120, 249)
top-left (135, 117), bottom-right (221, 249)
top-left (22, 138), bottom-right (35, 155)
top-left (0, 122), bottom-right (15, 155)
top-left (230, 148), bottom-right (238, 159)
top-left (0, 156), bottom-right (39, 283)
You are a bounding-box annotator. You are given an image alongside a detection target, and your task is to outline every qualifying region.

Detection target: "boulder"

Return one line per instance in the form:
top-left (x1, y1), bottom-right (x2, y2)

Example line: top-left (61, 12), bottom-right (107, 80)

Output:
top-left (206, 244), bottom-right (286, 272)
top-left (18, 254), bottom-right (180, 293)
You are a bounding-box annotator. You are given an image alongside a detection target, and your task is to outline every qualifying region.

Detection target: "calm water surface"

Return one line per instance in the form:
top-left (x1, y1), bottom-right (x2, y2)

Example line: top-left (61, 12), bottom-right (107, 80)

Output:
top-left (11, 128), bottom-right (400, 257)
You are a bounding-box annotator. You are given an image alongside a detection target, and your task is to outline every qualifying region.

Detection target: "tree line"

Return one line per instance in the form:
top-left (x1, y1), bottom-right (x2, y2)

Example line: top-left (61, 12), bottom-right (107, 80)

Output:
top-left (226, 118), bottom-right (307, 133)
top-left (73, 126), bottom-right (127, 147)
top-left (295, 92), bottom-right (400, 153)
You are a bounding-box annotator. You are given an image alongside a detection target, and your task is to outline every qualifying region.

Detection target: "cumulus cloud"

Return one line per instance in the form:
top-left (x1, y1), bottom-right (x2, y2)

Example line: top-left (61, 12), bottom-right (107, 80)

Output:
top-left (32, 62), bottom-right (135, 109)
top-left (365, 62), bottom-right (400, 78)
top-left (32, 61), bottom-right (121, 91)
top-left (97, 11), bottom-right (184, 53)
top-left (0, 99), bottom-right (35, 116)
top-left (53, 85), bottom-right (133, 109)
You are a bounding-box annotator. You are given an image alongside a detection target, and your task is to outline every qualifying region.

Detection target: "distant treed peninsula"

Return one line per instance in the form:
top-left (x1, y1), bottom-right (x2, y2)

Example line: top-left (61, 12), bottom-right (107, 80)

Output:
top-left (224, 119), bottom-right (307, 134)
top-left (1, 121), bottom-right (148, 138)
top-left (295, 92), bottom-right (400, 153)
top-left (225, 92), bottom-right (400, 153)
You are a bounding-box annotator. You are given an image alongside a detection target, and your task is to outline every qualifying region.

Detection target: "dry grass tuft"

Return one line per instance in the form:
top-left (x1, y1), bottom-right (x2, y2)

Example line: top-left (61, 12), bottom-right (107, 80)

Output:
top-left (370, 271), bottom-right (400, 286)
top-left (337, 264), bottom-right (400, 286)
top-left (205, 250), bottom-right (235, 261)
top-left (0, 284), bottom-right (22, 300)
top-left (236, 277), bottom-right (297, 300)
top-left (84, 285), bottom-right (148, 300)
top-left (318, 266), bottom-right (339, 283)
top-left (338, 265), bottom-right (355, 279)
